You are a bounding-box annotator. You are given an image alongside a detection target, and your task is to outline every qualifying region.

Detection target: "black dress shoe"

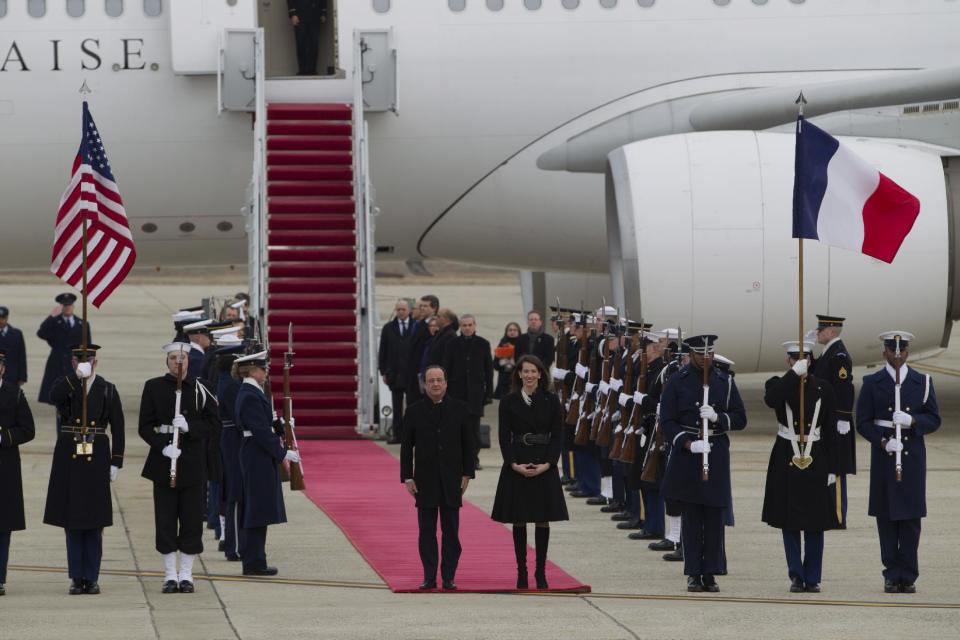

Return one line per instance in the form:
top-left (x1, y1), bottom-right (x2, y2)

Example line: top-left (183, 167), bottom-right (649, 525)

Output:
top-left (560, 475), bottom-right (574, 485)
top-left (600, 501), bottom-right (624, 513)
top-left (225, 553), bottom-right (241, 562)
top-left (702, 575), bottom-right (719, 593)
top-left (790, 577), bottom-right (804, 593)
top-left (69, 579), bottom-right (84, 595)
top-left (686, 575), bottom-right (703, 592)
top-left (564, 483), bottom-right (580, 493)
top-left (84, 581), bottom-right (101, 595)
top-left (585, 496), bottom-right (608, 506)
top-left (804, 583), bottom-right (821, 593)
top-left (610, 512), bottom-right (634, 522)
top-left (901, 582), bottom-right (916, 594)
top-left (418, 580), bottom-right (437, 590)
top-left (617, 519), bottom-right (642, 530)
top-left (178, 580), bottom-right (195, 593)
top-left (568, 490), bottom-right (594, 498)
top-left (386, 438), bottom-right (401, 445)
top-left (243, 567), bottom-right (279, 576)
top-left (0, 583), bottom-right (5, 596)
top-left (442, 580), bottom-right (457, 590)
top-left (218, 541), bottom-right (226, 552)
top-left (648, 539), bottom-right (678, 552)
top-left (884, 579), bottom-right (900, 593)
top-left (628, 530), bottom-right (660, 540)
top-left (162, 580), bottom-right (179, 594)
top-left (663, 547), bottom-right (684, 562)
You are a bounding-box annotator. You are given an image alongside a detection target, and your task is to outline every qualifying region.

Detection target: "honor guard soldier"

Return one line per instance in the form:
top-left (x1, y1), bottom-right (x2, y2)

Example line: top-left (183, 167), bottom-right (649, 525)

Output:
top-left (172, 308), bottom-right (205, 343)
top-left (660, 335), bottom-right (746, 593)
top-left (288, 0), bottom-right (327, 76)
top-left (139, 342), bottom-right (219, 594)
top-left (235, 351), bottom-right (300, 576)
top-left (762, 341), bottom-right (843, 593)
top-left (856, 332), bottom-right (940, 594)
top-left (0, 349), bottom-right (36, 596)
top-left (37, 293), bottom-right (90, 405)
top-left (0, 307), bottom-right (28, 387)
top-left (215, 335), bottom-right (245, 561)
top-left (810, 315), bottom-right (855, 524)
top-left (183, 319), bottom-right (215, 380)
top-left (43, 344), bottom-right (124, 595)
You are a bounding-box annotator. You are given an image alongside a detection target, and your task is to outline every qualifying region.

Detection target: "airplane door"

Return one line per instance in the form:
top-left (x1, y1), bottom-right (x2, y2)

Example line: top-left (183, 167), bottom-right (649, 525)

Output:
top-left (258, 0), bottom-right (339, 77)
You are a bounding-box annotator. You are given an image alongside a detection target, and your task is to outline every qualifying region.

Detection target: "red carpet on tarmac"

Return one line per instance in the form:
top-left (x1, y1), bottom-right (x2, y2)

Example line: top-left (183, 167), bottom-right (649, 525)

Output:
top-left (298, 440), bottom-right (591, 594)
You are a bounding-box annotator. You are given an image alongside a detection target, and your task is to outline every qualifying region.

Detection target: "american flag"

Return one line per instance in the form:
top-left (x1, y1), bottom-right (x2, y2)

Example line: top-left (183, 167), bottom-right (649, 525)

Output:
top-left (51, 101), bottom-right (136, 308)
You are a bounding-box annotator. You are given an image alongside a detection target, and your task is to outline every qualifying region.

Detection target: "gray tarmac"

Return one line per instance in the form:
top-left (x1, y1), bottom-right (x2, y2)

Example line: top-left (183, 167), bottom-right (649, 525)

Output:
top-left (1, 274), bottom-right (959, 640)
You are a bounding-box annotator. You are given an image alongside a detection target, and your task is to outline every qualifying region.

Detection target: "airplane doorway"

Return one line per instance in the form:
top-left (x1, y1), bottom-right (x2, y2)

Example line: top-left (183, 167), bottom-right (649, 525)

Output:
top-left (259, 0), bottom-right (340, 78)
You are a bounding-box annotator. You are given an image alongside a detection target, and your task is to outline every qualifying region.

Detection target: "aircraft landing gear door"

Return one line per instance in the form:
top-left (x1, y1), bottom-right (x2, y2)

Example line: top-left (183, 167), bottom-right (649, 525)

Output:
top-left (218, 29), bottom-right (258, 113)
top-left (356, 29), bottom-right (398, 113)
top-left (260, 0), bottom-right (339, 77)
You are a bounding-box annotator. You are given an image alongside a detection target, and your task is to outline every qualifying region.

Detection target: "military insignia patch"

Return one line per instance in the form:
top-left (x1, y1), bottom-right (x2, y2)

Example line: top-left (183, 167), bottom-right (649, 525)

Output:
top-left (839, 366), bottom-right (848, 380)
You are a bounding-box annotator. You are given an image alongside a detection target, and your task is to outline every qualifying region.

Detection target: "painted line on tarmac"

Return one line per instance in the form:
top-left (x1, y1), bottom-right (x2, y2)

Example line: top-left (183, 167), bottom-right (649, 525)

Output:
top-left (911, 362), bottom-right (960, 377)
top-left (12, 564), bottom-right (959, 609)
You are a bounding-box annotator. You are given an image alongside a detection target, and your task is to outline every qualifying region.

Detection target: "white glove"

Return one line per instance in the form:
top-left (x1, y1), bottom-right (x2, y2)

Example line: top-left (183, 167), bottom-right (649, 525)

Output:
top-left (892, 411), bottom-right (913, 427)
top-left (827, 473), bottom-right (836, 486)
top-left (609, 378), bottom-right (623, 392)
top-left (837, 420), bottom-right (851, 435)
top-left (552, 368), bottom-right (569, 381)
top-left (76, 362), bottom-right (93, 379)
top-left (791, 359), bottom-right (808, 377)
top-left (110, 465), bottom-right (119, 482)
top-left (575, 363), bottom-right (589, 379)
top-left (285, 449), bottom-right (301, 463)
top-left (690, 440), bottom-right (712, 454)
top-left (585, 383), bottom-right (596, 394)
top-left (598, 380), bottom-right (610, 396)
top-left (699, 405), bottom-right (718, 423)
top-left (272, 409), bottom-right (279, 421)
top-left (804, 329), bottom-right (818, 344)
top-left (289, 417), bottom-right (296, 430)
top-left (633, 391), bottom-right (646, 405)
top-left (618, 393), bottom-right (631, 407)
top-left (162, 444), bottom-right (182, 459)
top-left (172, 414), bottom-right (189, 433)
top-left (884, 438), bottom-right (904, 453)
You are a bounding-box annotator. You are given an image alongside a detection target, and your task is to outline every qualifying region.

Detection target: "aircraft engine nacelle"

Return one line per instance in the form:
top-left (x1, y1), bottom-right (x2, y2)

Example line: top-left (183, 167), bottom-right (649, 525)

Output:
top-left (606, 131), bottom-right (959, 372)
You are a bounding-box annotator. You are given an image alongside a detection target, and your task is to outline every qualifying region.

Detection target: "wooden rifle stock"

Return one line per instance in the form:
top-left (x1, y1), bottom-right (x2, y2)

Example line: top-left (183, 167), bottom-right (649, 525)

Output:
top-left (283, 324), bottom-right (305, 491)
top-left (573, 331), bottom-right (599, 445)
top-left (566, 329), bottom-right (589, 425)
top-left (618, 344), bottom-right (648, 464)
top-left (170, 358), bottom-right (183, 488)
top-left (608, 339), bottom-right (635, 459)
top-left (596, 341), bottom-right (623, 447)
top-left (590, 337), bottom-right (612, 441)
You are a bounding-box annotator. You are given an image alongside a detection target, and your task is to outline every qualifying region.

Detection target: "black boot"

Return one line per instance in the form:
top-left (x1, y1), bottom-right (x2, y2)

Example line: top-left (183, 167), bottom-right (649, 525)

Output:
top-left (534, 527), bottom-right (550, 589)
top-left (513, 526), bottom-right (528, 589)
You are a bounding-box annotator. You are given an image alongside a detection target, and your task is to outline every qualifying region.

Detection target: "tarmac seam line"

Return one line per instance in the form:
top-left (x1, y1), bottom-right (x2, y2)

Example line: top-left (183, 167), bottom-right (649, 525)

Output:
top-left (580, 595), bottom-right (642, 640)
top-left (113, 482), bottom-right (162, 640)
top-left (197, 552), bottom-right (242, 640)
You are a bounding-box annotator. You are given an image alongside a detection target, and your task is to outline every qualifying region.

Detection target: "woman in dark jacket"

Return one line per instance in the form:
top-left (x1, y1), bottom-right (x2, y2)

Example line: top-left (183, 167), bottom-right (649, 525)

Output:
top-left (493, 322), bottom-right (522, 400)
top-left (491, 355), bottom-right (568, 589)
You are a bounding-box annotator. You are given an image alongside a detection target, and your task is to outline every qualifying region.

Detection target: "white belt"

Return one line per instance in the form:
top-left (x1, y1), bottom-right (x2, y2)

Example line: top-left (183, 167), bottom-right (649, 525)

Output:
top-left (243, 430), bottom-right (253, 437)
top-left (154, 425), bottom-right (175, 434)
top-left (876, 420), bottom-right (912, 429)
top-left (777, 424), bottom-right (821, 442)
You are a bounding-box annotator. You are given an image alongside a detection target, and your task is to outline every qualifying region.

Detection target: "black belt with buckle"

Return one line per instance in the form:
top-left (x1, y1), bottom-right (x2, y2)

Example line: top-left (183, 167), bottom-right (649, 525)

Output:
top-left (517, 433), bottom-right (551, 446)
top-left (60, 426), bottom-right (108, 436)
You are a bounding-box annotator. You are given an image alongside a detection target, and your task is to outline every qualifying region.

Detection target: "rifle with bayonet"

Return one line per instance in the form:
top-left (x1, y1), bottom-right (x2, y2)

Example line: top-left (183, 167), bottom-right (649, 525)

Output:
top-left (573, 326), bottom-right (601, 446)
top-left (551, 298), bottom-right (570, 406)
top-left (283, 323), bottom-right (305, 491)
top-left (565, 306), bottom-right (589, 426)
top-left (606, 323), bottom-right (635, 457)
top-left (618, 324), bottom-right (648, 464)
top-left (596, 320), bottom-right (624, 447)
top-left (590, 325), bottom-right (614, 442)
top-left (640, 326), bottom-right (679, 482)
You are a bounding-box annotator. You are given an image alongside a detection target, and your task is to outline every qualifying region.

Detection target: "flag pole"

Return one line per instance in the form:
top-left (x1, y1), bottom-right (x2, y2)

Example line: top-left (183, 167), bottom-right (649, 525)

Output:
top-left (79, 80), bottom-right (91, 450)
top-left (796, 91), bottom-right (808, 460)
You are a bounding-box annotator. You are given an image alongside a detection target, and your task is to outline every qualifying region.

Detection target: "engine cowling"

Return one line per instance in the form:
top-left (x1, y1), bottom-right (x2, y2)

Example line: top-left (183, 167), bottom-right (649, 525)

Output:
top-left (606, 131), bottom-right (954, 371)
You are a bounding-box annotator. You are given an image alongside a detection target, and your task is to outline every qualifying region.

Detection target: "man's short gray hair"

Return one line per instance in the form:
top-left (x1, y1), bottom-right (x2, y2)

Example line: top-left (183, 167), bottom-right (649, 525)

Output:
top-left (460, 314), bottom-right (476, 324)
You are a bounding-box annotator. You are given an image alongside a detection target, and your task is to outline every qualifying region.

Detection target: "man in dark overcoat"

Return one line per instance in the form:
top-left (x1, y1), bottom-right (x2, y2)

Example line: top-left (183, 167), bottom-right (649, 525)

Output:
top-left (379, 299), bottom-right (414, 444)
top-left (762, 341), bottom-right (842, 593)
top-left (139, 342), bottom-right (219, 594)
top-left (856, 331), bottom-right (940, 594)
top-left (660, 335), bottom-right (746, 593)
top-left (37, 293), bottom-right (90, 405)
top-left (0, 307), bottom-right (28, 387)
top-left (401, 364), bottom-right (476, 591)
top-left (287, 0), bottom-right (327, 75)
top-left (515, 310), bottom-right (556, 369)
top-left (0, 349), bottom-right (35, 596)
top-left (43, 344), bottom-right (124, 595)
top-left (443, 314), bottom-right (493, 469)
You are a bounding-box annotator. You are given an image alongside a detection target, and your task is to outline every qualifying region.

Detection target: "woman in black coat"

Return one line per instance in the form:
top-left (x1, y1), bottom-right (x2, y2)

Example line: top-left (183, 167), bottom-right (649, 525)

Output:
top-left (491, 355), bottom-right (568, 589)
top-left (493, 322), bottom-right (521, 400)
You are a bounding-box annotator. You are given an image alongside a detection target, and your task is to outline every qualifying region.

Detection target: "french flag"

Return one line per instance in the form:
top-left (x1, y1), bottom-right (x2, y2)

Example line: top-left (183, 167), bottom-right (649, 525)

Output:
top-left (792, 117), bottom-right (920, 264)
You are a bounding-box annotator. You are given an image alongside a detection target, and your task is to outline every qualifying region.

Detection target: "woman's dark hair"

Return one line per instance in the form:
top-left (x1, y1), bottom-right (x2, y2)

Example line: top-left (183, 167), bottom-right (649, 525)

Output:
top-left (511, 354), bottom-right (551, 393)
top-left (502, 321), bottom-right (522, 338)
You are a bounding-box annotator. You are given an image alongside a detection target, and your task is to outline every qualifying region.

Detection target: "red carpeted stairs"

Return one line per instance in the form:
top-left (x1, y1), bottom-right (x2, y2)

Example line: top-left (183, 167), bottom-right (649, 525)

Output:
top-left (266, 103), bottom-right (360, 439)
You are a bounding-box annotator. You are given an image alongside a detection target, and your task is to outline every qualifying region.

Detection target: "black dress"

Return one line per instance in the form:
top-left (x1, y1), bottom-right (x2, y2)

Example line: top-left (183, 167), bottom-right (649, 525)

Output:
top-left (491, 389), bottom-right (569, 524)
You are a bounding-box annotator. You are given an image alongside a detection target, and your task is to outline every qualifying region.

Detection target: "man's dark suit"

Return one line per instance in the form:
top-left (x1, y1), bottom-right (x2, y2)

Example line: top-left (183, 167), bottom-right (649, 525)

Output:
top-left (0, 325), bottom-right (27, 385)
top-left (378, 317), bottom-right (413, 441)
top-left (400, 396), bottom-right (476, 584)
top-left (515, 331), bottom-right (556, 369)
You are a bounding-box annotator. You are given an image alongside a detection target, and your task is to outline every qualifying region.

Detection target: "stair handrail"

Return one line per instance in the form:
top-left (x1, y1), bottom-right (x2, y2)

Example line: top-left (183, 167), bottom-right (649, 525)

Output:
top-left (353, 30), bottom-right (377, 434)
top-left (249, 27), bottom-right (269, 348)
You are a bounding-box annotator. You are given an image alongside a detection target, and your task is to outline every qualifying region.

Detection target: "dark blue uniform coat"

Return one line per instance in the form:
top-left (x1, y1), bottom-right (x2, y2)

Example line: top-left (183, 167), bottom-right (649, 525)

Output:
top-left (236, 381), bottom-right (287, 528)
top-left (0, 326), bottom-right (28, 385)
top-left (36, 315), bottom-right (89, 404)
top-left (856, 366), bottom-right (940, 521)
top-left (218, 372), bottom-right (244, 503)
top-left (660, 364), bottom-right (747, 508)
top-left (0, 382), bottom-right (35, 532)
top-left (811, 339), bottom-right (856, 474)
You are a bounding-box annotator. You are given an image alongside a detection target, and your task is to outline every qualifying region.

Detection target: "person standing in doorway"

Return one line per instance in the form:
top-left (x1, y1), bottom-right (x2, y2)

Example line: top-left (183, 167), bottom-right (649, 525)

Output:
top-left (288, 0), bottom-right (327, 76)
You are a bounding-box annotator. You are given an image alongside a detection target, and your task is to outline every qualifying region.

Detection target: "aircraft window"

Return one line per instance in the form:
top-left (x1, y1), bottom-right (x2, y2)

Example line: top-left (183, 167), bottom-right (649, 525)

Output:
top-left (106, 0), bottom-right (122, 15)
top-left (448, 0), bottom-right (465, 11)
top-left (372, 0), bottom-right (389, 12)
top-left (143, 0), bottom-right (161, 16)
top-left (28, 0), bottom-right (45, 17)
top-left (0, 0), bottom-right (6, 17)
top-left (636, 0), bottom-right (654, 7)
top-left (67, 0), bottom-right (84, 17)
top-left (752, 0), bottom-right (768, 4)
top-left (486, 0), bottom-right (503, 10)
top-left (790, 0), bottom-right (805, 3)
top-left (599, 0), bottom-right (617, 7)
top-left (562, 0), bottom-right (579, 8)
top-left (524, 0), bottom-right (541, 10)
top-left (713, 0), bottom-right (729, 5)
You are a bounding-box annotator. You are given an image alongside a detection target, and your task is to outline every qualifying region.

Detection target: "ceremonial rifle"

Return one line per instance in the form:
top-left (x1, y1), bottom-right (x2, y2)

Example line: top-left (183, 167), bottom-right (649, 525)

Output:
top-left (640, 326), bottom-right (679, 482)
top-left (894, 335), bottom-right (903, 482)
top-left (607, 324), bottom-right (635, 459)
top-left (700, 337), bottom-right (711, 481)
top-left (284, 323), bottom-right (306, 491)
top-left (565, 305), bottom-right (589, 425)
top-left (618, 323), bottom-right (647, 464)
top-left (590, 328), bottom-right (614, 442)
top-left (552, 298), bottom-right (569, 405)
top-left (573, 326), bottom-right (601, 446)
top-left (170, 356), bottom-right (184, 488)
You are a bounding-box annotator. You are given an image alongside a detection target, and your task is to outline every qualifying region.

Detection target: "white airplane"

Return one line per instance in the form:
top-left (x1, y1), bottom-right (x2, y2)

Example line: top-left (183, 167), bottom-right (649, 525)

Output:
top-left (3, 0), bottom-right (960, 371)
